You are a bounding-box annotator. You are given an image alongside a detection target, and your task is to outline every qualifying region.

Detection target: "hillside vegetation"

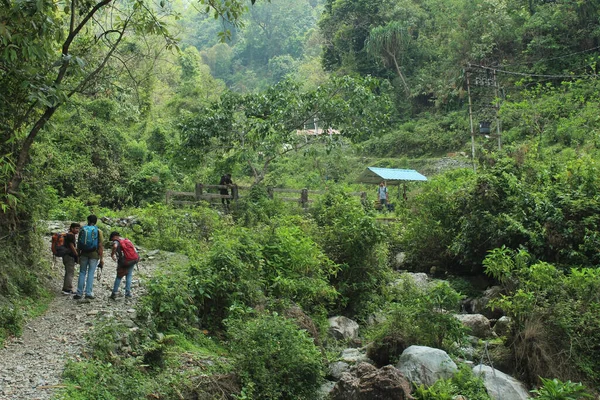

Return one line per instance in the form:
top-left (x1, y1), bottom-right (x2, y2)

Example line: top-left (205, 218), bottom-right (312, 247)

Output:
top-left (2, 0), bottom-right (600, 398)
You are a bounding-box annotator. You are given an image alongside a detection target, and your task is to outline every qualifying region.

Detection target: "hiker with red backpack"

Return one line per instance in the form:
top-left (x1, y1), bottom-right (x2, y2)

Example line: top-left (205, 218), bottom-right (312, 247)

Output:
top-left (75, 215), bottom-right (104, 300)
top-left (109, 231), bottom-right (140, 300)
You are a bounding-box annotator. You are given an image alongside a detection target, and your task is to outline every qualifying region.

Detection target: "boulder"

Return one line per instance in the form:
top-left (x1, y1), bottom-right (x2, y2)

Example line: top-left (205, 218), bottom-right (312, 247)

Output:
top-left (464, 286), bottom-right (504, 319)
top-left (328, 361), bottom-right (351, 380)
top-left (391, 272), bottom-right (431, 292)
top-left (454, 314), bottom-right (494, 338)
top-left (340, 348), bottom-right (370, 364)
top-left (317, 380), bottom-right (336, 400)
top-left (397, 345), bottom-right (457, 387)
top-left (493, 316), bottom-right (511, 337)
top-left (330, 362), bottom-right (413, 400)
top-left (328, 316), bottom-right (360, 340)
top-left (473, 364), bottom-right (530, 400)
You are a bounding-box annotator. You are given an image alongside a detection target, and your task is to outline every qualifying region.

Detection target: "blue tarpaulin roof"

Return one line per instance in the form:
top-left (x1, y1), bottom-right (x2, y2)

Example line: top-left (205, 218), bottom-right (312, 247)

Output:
top-left (358, 167), bottom-right (427, 184)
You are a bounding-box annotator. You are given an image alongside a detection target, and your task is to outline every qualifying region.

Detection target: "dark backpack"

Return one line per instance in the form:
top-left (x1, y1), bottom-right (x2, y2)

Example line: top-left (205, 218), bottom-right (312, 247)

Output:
top-left (117, 238), bottom-right (139, 268)
top-left (78, 225), bottom-right (99, 252)
top-left (51, 232), bottom-right (69, 257)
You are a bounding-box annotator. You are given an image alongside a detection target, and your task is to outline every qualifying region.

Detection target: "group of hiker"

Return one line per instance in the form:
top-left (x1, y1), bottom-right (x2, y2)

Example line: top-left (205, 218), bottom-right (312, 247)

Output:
top-left (52, 214), bottom-right (139, 300)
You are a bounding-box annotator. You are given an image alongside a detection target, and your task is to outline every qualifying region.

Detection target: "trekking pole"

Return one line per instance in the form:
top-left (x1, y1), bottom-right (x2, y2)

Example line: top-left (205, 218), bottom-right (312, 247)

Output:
top-left (97, 260), bottom-right (104, 281)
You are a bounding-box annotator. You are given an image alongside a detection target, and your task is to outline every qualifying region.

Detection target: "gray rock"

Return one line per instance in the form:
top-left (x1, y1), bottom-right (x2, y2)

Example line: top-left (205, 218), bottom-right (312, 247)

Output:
top-left (328, 361), bottom-right (351, 380)
top-left (397, 345), bottom-right (458, 387)
top-left (493, 316), bottom-right (511, 337)
top-left (473, 364), bottom-right (530, 400)
top-left (454, 314), bottom-right (494, 338)
top-left (330, 362), bottom-right (413, 400)
top-left (328, 316), bottom-right (360, 340)
top-left (317, 380), bottom-right (336, 400)
top-left (340, 348), bottom-right (369, 364)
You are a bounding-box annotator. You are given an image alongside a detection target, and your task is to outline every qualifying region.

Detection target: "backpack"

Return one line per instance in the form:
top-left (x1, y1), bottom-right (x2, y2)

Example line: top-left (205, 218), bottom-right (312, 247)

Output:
top-left (51, 232), bottom-right (69, 257)
top-left (78, 225), bottom-right (99, 252)
top-left (117, 238), bottom-right (139, 268)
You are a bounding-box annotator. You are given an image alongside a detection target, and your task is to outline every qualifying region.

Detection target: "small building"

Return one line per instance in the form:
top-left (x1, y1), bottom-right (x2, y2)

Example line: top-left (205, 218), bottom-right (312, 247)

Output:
top-left (357, 167), bottom-right (427, 201)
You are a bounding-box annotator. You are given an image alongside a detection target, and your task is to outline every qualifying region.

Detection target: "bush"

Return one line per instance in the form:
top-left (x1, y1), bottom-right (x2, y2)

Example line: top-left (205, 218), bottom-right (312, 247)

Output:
top-left (413, 364), bottom-right (491, 400)
top-left (311, 187), bottom-right (390, 316)
top-left (483, 247), bottom-right (600, 386)
top-left (370, 276), bottom-right (466, 360)
top-left (530, 377), bottom-right (592, 400)
top-left (190, 228), bottom-right (265, 330)
top-left (262, 219), bottom-right (339, 315)
top-left (125, 203), bottom-right (222, 253)
top-left (228, 313), bottom-right (324, 399)
top-left (138, 262), bottom-right (199, 333)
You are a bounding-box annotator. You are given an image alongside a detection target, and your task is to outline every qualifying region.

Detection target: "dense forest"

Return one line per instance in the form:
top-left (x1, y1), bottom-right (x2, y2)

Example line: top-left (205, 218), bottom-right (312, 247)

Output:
top-left (2, 0), bottom-right (600, 398)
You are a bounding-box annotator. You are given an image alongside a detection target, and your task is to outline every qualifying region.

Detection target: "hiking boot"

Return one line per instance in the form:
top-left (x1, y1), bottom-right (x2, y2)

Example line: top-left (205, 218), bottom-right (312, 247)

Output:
top-left (85, 295), bottom-right (95, 300)
top-left (73, 295), bottom-right (82, 300)
top-left (125, 294), bottom-right (133, 299)
top-left (109, 293), bottom-right (117, 300)
top-left (62, 290), bottom-right (75, 295)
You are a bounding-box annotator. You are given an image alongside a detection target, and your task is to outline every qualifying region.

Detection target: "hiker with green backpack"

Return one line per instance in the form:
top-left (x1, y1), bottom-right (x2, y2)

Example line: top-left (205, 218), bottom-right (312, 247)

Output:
top-left (74, 215), bottom-right (104, 300)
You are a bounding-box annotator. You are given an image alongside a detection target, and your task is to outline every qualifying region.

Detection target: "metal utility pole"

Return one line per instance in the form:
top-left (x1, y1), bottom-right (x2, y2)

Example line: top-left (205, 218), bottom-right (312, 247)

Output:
top-left (466, 68), bottom-right (476, 172)
top-left (494, 68), bottom-right (501, 151)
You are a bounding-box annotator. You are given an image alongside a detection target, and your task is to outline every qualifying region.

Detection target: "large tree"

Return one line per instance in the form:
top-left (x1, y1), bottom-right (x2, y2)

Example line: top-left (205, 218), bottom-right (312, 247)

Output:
top-left (0, 0), bottom-right (256, 220)
top-left (179, 76), bottom-right (393, 183)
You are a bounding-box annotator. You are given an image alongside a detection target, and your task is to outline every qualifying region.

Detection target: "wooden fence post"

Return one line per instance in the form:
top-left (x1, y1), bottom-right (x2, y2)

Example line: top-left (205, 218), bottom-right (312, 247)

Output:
top-left (166, 190), bottom-right (171, 204)
top-left (231, 184), bottom-right (239, 201)
top-left (267, 186), bottom-right (274, 199)
top-left (195, 183), bottom-right (203, 200)
top-left (301, 188), bottom-right (309, 209)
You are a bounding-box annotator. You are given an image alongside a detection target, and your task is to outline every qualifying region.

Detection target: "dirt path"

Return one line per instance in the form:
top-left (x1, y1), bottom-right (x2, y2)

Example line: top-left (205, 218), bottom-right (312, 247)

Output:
top-left (0, 228), bottom-right (163, 400)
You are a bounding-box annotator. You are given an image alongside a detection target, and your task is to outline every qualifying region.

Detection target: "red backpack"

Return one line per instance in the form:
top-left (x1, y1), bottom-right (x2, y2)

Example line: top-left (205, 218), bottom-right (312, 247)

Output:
top-left (117, 238), bottom-right (139, 267)
top-left (51, 232), bottom-right (69, 257)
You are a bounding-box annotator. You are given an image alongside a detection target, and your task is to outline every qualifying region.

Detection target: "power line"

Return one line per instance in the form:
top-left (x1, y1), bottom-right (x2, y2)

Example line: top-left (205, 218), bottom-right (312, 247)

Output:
top-left (501, 45), bottom-right (600, 67)
top-left (467, 63), bottom-right (597, 80)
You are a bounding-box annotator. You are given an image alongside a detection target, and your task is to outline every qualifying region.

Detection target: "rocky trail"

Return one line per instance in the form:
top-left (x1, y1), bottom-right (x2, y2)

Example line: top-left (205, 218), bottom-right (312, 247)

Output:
top-left (0, 223), bottom-right (164, 400)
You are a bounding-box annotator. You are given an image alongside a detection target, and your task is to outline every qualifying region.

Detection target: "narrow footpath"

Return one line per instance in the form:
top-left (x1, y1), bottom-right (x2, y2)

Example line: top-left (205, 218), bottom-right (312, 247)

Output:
top-left (0, 228), bottom-right (161, 400)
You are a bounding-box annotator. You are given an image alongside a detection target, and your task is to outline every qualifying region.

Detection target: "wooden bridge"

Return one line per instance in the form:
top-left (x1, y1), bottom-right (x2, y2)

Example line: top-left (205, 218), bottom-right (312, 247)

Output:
top-left (166, 184), bottom-right (367, 208)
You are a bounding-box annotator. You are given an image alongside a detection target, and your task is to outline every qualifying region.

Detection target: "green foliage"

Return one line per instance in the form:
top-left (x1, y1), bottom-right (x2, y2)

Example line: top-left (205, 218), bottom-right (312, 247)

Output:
top-left (227, 313), bottom-right (324, 400)
top-left (530, 377), bottom-right (593, 400)
top-left (127, 160), bottom-right (174, 206)
top-left (231, 184), bottom-right (286, 227)
top-left (262, 218), bottom-right (340, 314)
top-left (190, 227), bottom-right (265, 330)
top-left (372, 275), bottom-right (465, 357)
top-left (178, 76), bottom-right (393, 183)
top-left (0, 227), bottom-right (49, 344)
top-left (482, 249), bottom-right (600, 386)
top-left (125, 203), bottom-right (222, 253)
top-left (311, 187), bottom-right (390, 315)
top-left (48, 196), bottom-right (92, 222)
top-left (0, 304), bottom-right (23, 344)
top-left (413, 364), bottom-right (491, 400)
top-left (138, 262), bottom-right (199, 333)
top-left (359, 112), bottom-right (469, 157)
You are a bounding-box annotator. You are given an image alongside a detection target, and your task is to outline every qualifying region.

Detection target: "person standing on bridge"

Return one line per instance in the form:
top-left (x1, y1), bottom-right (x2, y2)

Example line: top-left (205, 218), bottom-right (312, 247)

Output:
top-left (219, 173), bottom-right (233, 210)
top-left (377, 181), bottom-right (389, 212)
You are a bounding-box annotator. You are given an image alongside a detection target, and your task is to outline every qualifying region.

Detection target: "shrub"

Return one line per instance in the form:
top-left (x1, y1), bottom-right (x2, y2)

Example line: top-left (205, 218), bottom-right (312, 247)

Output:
top-left (231, 184), bottom-right (286, 227)
top-left (413, 364), bottom-right (491, 400)
top-left (190, 228), bottom-right (265, 330)
top-left (228, 313), bottom-right (324, 399)
top-left (311, 187), bottom-right (390, 316)
top-left (370, 276), bottom-right (466, 360)
top-left (138, 262), bottom-right (199, 333)
top-left (530, 377), bottom-right (593, 400)
top-left (483, 248), bottom-right (600, 386)
top-left (125, 203), bottom-right (222, 253)
top-left (262, 220), bottom-right (339, 315)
